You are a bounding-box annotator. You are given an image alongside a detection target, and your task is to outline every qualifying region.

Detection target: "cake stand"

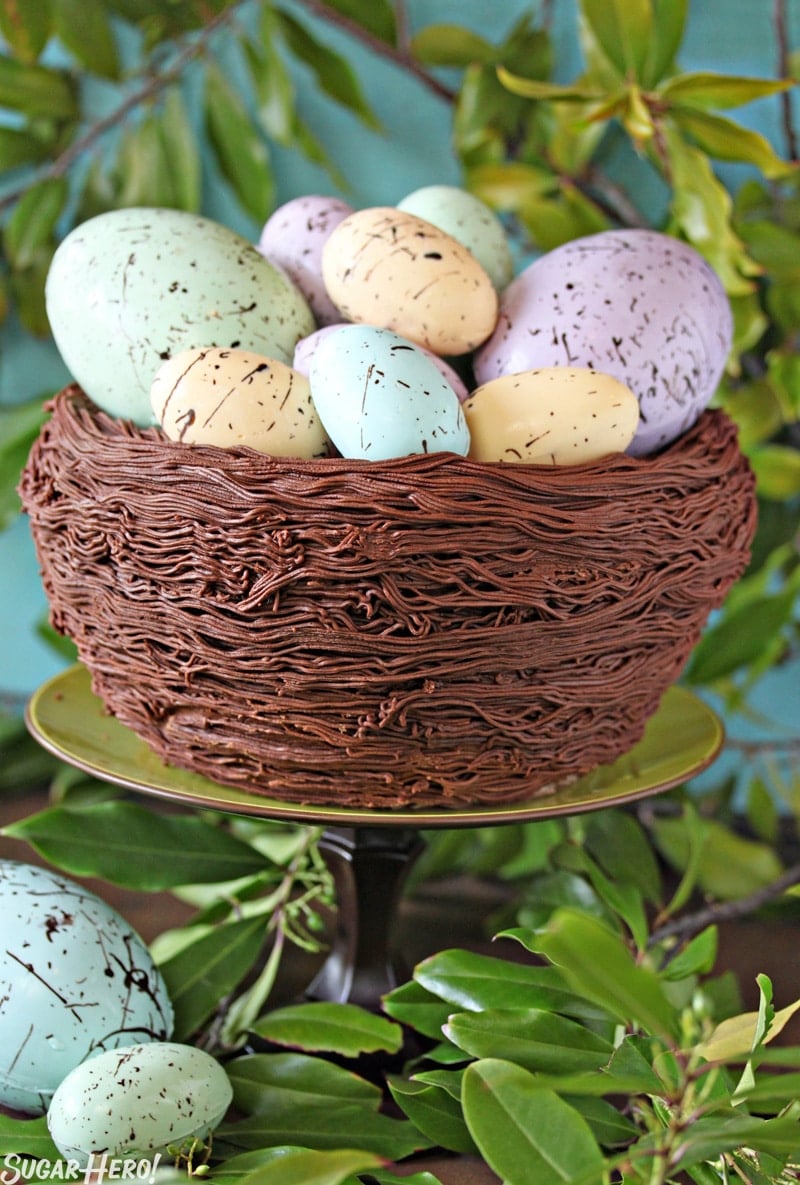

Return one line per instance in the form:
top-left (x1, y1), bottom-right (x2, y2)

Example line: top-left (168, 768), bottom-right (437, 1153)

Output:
top-left (26, 664), bottom-right (724, 1010)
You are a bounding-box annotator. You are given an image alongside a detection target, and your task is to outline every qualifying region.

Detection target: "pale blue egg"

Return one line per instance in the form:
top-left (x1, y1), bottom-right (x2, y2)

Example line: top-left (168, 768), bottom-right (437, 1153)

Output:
top-left (307, 325), bottom-right (470, 460)
top-left (0, 861), bottom-right (173, 1116)
top-left (45, 207), bottom-right (316, 427)
top-left (397, 184), bottom-right (514, 291)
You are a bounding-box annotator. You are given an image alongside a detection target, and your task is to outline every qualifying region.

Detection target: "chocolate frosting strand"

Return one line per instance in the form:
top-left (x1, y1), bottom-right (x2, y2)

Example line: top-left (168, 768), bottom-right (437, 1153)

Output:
top-left (19, 388), bottom-right (757, 810)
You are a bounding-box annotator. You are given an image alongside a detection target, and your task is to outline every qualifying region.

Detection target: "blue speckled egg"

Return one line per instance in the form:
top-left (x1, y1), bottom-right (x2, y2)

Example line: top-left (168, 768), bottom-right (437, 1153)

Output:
top-left (307, 325), bottom-right (470, 460)
top-left (47, 1042), bottom-right (232, 1169)
top-left (0, 860), bottom-right (173, 1116)
top-left (45, 207), bottom-right (316, 427)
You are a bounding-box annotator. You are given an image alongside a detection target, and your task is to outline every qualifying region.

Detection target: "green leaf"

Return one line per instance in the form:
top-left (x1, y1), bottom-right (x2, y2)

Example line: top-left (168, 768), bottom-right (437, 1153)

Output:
top-left (0, 1112), bottom-right (60, 1155)
top-left (388, 1076), bottom-right (478, 1154)
top-left (671, 1113), bottom-right (800, 1168)
top-left (496, 68), bottom-right (601, 103)
top-left (155, 88), bottom-right (202, 211)
top-left (381, 979), bottom-right (454, 1039)
top-left (0, 55), bottom-right (77, 119)
top-left (661, 71), bottom-right (794, 109)
top-left (252, 1002), bottom-right (402, 1057)
top-left (565, 1094), bottom-right (638, 1148)
top-left (699, 994), bottom-right (800, 1062)
top-left (749, 444), bottom-right (800, 500)
top-left (672, 106), bottom-right (794, 179)
top-left (0, 0), bottom-right (53, 62)
top-left (535, 909), bottom-right (679, 1042)
top-left (413, 947), bottom-right (608, 1023)
top-left (642, 0), bottom-right (687, 86)
top-left (462, 1059), bottom-right (604, 1185)
top-left (584, 809), bottom-right (662, 905)
top-left (661, 925), bottom-right (718, 981)
top-left (410, 23), bottom-right (498, 67)
top-left (3, 177), bottom-right (68, 269)
top-left (276, 10), bottom-right (381, 131)
top-left (554, 844), bottom-right (649, 951)
top-left (444, 1008), bottom-right (613, 1075)
top-left (686, 580), bottom-right (800, 683)
top-left (579, 0), bottom-right (653, 81)
top-left (52, 0), bottom-right (120, 79)
top-left (157, 913), bottom-right (267, 1039)
top-left (319, 0), bottom-right (396, 44)
top-left (223, 1054), bottom-right (427, 1159)
top-left (651, 814), bottom-right (784, 903)
top-left (0, 125), bottom-right (55, 170)
top-left (205, 60), bottom-right (274, 223)
top-left (249, 11), bottom-right (295, 145)
top-left (3, 800), bottom-right (268, 888)
top-left (234, 1147), bottom-right (382, 1185)
top-left (0, 396), bottom-right (48, 529)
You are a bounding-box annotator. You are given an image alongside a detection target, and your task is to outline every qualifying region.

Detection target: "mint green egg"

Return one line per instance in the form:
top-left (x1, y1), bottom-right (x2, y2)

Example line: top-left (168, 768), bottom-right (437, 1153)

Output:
top-left (45, 207), bottom-right (315, 427)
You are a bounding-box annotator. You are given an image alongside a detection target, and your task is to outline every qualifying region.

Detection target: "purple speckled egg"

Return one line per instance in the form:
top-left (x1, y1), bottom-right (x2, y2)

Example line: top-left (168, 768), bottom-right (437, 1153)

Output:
top-left (258, 195), bottom-right (354, 327)
top-left (473, 229), bottom-right (732, 456)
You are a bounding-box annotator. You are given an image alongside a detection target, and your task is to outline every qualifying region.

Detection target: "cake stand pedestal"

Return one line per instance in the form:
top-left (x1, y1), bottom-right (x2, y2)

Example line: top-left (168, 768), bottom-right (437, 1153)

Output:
top-left (26, 665), bottom-right (724, 1012)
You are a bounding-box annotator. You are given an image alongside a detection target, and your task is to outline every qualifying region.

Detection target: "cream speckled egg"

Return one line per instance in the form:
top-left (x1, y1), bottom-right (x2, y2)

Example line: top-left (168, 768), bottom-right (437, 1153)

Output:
top-left (321, 206), bottom-right (498, 356)
top-left (151, 346), bottom-right (330, 458)
top-left (397, 184), bottom-right (514, 291)
top-left (257, 194), bottom-right (354, 326)
top-left (463, 367), bottom-right (640, 464)
top-left (46, 207), bottom-right (316, 427)
top-left (47, 1042), bottom-right (232, 1169)
top-left (473, 228), bottom-right (731, 456)
top-left (0, 861), bottom-right (173, 1116)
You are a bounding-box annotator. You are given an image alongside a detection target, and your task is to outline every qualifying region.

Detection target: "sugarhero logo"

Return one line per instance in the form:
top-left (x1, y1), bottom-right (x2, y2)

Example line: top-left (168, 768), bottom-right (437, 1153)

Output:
top-left (2, 1153), bottom-right (162, 1183)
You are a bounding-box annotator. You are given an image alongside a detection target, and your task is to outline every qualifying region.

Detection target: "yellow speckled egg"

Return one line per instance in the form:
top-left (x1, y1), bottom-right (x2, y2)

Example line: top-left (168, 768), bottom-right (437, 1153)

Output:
top-left (463, 367), bottom-right (640, 465)
top-left (321, 206), bottom-right (498, 356)
top-left (150, 346), bottom-right (330, 458)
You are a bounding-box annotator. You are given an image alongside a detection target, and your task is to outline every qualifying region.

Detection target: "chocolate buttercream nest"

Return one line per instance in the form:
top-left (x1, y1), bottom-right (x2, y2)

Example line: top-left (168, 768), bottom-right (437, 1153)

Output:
top-left (20, 387), bottom-right (757, 810)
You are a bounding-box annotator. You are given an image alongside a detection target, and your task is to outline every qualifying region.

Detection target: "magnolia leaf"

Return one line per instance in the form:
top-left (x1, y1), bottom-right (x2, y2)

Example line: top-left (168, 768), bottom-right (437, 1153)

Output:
top-left (53, 0), bottom-right (120, 79)
top-left (9, 252), bottom-right (53, 336)
top-left (686, 582), bottom-right (800, 684)
top-left (229, 1051), bottom-right (381, 1112)
top-left (566, 1094), bottom-right (638, 1147)
top-left (671, 1113), bottom-right (800, 1168)
top-left (496, 67), bottom-right (602, 103)
top-left (584, 809), bottom-right (662, 905)
top-left (0, 1113), bottom-right (60, 1155)
top-left (277, 10), bottom-right (381, 131)
top-left (0, 125), bottom-right (54, 170)
top-left (749, 444), bottom-right (800, 500)
top-left (661, 925), bottom-right (719, 981)
top-left (699, 995), bottom-right (800, 1062)
top-left (0, 396), bottom-right (49, 528)
top-left (234, 1147), bottom-right (383, 1185)
top-left (579, 0), bottom-right (653, 81)
top-left (534, 909), bottom-right (679, 1041)
top-left (0, 55), bottom-right (77, 119)
top-left (3, 177), bottom-right (68, 269)
top-left (462, 1059), bottom-right (604, 1185)
top-left (387, 1076), bottom-right (478, 1154)
top-left (252, 1002), bottom-right (402, 1056)
top-left (221, 1099), bottom-right (426, 1159)
top-left (410, 23), bottom-right (498, 66)
top-left (641, 0), bottom-right (688, 86)
top-left (320, 0), bottom-right (396, 44)
top-left (653, 813), bottom-right (784, 903)
top-left (205, 61), bottom-right (274, 223)
top-left (381, 979), bottom-right (454, 1039)
top-left (0, 0), bottom-right (52, 62)
top-left (248, 15), bottom-right (295, 146)
top-left (156, 89), bottom-right (202, 211)
top-left (660, 70), bottom-right (793, 109)
top-left (443, 1007), bottom-right (613, 1074)
top-left (3, 800), bottom-right (268, 888)
top-left (157, 914), bottom-right (267, 1039)
top-left (672, 106), bottom-right (794, 179)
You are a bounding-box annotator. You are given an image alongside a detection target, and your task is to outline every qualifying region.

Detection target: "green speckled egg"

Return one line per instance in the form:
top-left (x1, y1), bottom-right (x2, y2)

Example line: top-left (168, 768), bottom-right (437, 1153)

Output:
top-left (45, 207), bottom-right (316, 427)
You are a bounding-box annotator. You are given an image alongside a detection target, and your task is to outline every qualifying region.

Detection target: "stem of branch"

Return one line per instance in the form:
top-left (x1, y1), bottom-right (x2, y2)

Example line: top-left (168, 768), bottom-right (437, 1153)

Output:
top-left (650, 860), bottom-right (800, 946)
top-left (774, 0), bottom-right (799, 161)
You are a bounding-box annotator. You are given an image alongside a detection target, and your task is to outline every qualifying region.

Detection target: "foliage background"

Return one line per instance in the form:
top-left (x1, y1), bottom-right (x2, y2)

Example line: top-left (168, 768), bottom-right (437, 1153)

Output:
top-left (1, 1), bottom-right (800, 1182)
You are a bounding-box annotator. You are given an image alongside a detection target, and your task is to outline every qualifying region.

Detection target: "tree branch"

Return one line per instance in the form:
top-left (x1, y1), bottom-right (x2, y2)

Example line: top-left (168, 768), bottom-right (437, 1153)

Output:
top-left (774, 0), bottom-right (799, 161)
top-left (650, 861), bottom-right (800, 946)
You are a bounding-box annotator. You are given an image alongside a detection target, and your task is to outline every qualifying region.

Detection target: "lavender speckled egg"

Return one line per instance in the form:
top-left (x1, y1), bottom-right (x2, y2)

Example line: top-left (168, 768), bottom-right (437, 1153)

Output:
top-left (0, 861), bottom-right (173, 1116)
top-left (45, 207), bottom-right (316, 428)
top-left (397, 184), bottom-right (514, 291)
top-left (321, 207), bottom-right (498, 356)
top-left (294, 323), bottom-right (470, 401)
top-left (307, 324), bottom-right (470, 460)
top-left (473, 229), bottom-right (732, 455)
top-left (47, 1042), bottom-right (232, 1169)
top-left (257, 195), bottom-right (355, 327)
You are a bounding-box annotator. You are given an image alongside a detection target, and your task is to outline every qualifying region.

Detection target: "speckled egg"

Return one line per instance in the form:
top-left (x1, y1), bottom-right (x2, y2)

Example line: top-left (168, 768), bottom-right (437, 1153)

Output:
top-left (0, 861), bottom-right (173, 1116)
top-left (46, 207), bottom-right (316, 428)
top-left (307, 324), bottom-right (470, 460)
top-left (463, 367), bottom-right (640, 464)
top-left (257, 194), bottom-right (355, 327)
top-left (47, 1042), bottom-right (232, 1169)
top-left (150, 346), bottom-right (330, 457)
top-left (294, 323), bottom-right (470, 401)
top-left (397, 184), bottom-right (514, 291)
top-left (321, 206), bottom-right (498, 356)
top-left (473, 228), bottom-right (732, 456)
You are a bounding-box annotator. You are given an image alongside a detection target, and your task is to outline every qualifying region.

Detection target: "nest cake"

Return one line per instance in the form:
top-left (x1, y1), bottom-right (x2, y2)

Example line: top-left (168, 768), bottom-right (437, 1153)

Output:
top-left (19, 387), bottom-right (757, 811)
